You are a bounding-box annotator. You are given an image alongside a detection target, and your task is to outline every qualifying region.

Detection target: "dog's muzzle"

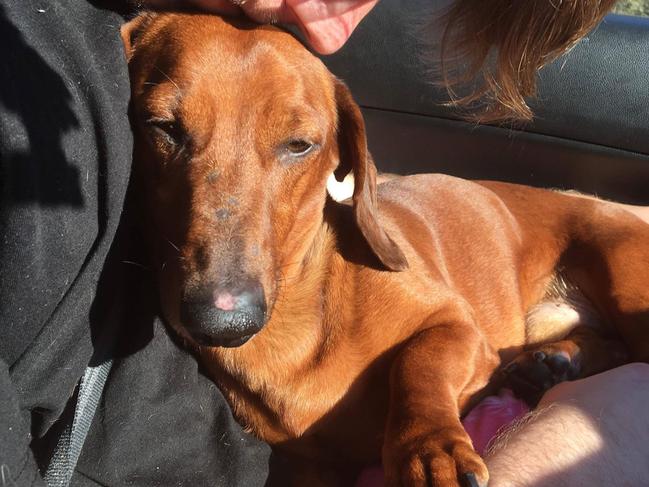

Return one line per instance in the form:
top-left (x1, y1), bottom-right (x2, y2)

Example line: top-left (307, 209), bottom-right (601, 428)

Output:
top-left (180, 281), bottom-right (266, 347)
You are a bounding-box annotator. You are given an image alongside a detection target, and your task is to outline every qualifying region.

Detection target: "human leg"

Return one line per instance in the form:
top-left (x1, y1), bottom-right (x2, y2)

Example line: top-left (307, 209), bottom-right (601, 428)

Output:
top-left (485, 364), bottom-right (649, 487)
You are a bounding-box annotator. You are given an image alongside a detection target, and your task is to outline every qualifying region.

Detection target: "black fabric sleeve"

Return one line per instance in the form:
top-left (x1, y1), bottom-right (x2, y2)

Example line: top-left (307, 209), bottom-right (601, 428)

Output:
top-left (75, 313), bottom-right (271, 487)
top-left (0, 0), bottom-right (132, 482)
top-left (0, 1), bottom-right (270, 485)
top-left (0, 361), bottom-right (46, 487)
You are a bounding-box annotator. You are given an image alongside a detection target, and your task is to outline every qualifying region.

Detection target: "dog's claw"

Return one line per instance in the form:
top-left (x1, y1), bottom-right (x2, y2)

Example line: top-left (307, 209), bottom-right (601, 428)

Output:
top-left (461, 472), bottom-right (481, 487)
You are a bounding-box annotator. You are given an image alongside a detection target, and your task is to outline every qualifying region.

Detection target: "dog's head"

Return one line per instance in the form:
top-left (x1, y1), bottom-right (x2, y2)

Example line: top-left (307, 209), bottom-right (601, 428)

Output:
top-left (122, 13), bottom-right (407, 348)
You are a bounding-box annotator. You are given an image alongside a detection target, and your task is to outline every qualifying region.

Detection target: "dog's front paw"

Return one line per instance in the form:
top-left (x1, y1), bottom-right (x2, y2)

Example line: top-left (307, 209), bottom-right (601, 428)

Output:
top-left (384, 431), bottom-right (488, 487)
top-left (501, 345), bottom-right (579, 406)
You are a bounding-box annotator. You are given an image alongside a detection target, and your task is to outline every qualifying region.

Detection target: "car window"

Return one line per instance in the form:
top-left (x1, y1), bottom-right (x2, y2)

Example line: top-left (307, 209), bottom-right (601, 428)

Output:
top-left (614, 0), bottom-right (649, 17)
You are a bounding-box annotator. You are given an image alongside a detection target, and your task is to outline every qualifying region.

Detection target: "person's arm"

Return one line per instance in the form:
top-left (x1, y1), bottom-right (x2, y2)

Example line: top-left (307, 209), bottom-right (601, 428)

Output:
top-left (484, 363), bottom-right (649, 487)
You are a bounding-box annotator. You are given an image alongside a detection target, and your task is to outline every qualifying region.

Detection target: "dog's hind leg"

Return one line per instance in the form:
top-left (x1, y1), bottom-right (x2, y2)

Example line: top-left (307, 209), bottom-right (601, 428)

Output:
top-left (501, 272), bottom-right (630, 406)
top-left (564, 208), bottom-right (649, 364)
top-left (503, 207), bottom-right (649, 406)
top-left (501, 325), bottom-right (628, 406)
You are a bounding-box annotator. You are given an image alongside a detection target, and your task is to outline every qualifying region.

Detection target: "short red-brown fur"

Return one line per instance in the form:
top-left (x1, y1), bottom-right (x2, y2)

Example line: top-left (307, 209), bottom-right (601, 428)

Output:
top-left (123, 13), bottom-right (648, 487)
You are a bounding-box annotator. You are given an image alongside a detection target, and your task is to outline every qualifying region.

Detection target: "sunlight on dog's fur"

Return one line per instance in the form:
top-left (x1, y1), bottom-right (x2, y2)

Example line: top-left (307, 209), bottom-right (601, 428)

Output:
top-left (123, 12), bottom-right (649, 487)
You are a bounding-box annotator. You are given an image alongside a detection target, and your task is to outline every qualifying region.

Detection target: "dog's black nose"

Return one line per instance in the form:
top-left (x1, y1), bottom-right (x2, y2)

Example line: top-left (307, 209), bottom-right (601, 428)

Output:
top-left (180, 281), bottom-right (266, 347)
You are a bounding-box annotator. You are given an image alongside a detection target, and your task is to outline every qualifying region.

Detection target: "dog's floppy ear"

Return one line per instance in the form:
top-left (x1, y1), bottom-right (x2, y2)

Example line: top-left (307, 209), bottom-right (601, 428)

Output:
top-left (120, 14), bottom-right (153, 62)
top-left (334, 80), bottom-right (408, 272)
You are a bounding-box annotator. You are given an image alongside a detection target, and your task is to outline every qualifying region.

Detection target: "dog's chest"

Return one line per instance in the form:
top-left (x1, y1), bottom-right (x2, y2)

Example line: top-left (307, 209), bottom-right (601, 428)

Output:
top-left (212, 339), bottom-right (392, 460)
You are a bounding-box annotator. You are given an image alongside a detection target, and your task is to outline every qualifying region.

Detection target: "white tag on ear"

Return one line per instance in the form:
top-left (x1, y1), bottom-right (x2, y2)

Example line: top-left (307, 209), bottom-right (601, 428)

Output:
top-left (326, 173), bottom-right (355, 202)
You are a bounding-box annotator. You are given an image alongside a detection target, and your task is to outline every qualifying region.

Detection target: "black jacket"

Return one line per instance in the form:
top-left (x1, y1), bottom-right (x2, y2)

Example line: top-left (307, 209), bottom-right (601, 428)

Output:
top-left (0, 1), bottom-right (269, 484)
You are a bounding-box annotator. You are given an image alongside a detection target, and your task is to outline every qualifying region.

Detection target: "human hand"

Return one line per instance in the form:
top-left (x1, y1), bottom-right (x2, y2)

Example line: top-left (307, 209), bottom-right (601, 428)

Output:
top-left (144, 0), bottom-right (378, 54)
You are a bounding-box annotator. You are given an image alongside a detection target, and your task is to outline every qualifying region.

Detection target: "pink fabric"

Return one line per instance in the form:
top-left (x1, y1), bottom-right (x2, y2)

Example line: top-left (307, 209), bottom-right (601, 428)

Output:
top-left (461, 389), bottom-right (530, 456)
top-left (354, 389), bottom-right (530, 487)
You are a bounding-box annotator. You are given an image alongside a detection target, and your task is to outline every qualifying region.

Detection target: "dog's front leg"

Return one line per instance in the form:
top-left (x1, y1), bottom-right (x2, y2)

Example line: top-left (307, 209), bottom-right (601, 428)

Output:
top-left (383, 316), bottom-right (497, 487)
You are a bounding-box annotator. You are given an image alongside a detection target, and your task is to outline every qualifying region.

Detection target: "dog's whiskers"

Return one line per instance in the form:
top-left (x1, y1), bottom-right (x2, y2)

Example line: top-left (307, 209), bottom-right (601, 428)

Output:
top-left (154, 65), bottom-right (181, 93)
top-left (165, 238), bottom-right (181, 253)
top-left (121, 260), bottom-right (151, 271)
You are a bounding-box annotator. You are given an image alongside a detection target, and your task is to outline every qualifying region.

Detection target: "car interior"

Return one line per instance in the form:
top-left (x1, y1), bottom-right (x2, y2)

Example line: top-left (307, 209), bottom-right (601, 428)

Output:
top-left (322, 0), bottom-right (649, 207)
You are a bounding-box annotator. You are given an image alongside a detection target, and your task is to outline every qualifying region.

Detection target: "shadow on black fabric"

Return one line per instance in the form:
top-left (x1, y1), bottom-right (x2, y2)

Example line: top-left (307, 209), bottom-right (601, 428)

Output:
top-left (0, 3), bottom-right (83, 207)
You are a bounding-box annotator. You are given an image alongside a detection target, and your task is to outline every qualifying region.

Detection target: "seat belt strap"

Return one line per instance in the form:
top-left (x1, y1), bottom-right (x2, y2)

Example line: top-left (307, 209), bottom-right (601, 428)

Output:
top-left (44, 360), bottom-right (113, 487)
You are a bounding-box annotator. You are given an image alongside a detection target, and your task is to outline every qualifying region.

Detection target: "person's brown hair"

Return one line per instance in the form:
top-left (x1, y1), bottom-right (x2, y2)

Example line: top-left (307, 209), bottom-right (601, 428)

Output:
top-left (440, 0), bottom-right (617, 123)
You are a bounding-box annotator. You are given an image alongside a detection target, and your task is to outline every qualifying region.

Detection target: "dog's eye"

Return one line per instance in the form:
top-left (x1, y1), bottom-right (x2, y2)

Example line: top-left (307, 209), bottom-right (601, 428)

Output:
top-left (145, 118), bottom-right (183, 147)
top-left (285, 139), bottom-right (314, 157)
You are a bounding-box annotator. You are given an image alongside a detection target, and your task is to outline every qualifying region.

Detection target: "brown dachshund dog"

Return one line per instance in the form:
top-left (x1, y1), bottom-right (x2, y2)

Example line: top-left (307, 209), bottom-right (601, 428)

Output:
top-left (121, 13), bottom-right (648, 487)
